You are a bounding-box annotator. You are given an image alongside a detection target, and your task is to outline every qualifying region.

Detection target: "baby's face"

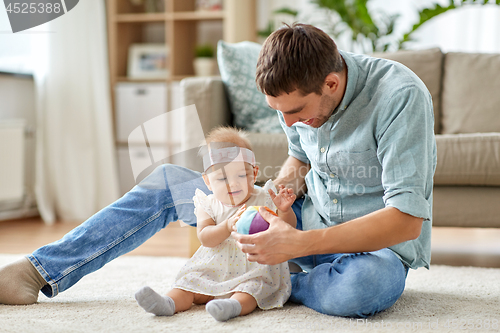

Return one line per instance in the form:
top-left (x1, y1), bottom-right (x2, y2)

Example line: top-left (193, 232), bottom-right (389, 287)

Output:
top-left (204, 161), bottom-right (258, 206)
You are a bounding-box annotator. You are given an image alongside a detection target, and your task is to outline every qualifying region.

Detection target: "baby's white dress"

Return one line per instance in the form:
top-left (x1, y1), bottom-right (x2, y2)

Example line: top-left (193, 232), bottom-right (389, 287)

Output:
top-left (172, 184), bottom-right (291, 310)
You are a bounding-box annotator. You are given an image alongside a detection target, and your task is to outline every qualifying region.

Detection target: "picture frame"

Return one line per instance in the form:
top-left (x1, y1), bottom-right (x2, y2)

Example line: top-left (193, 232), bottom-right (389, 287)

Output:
top-left (195, 0), bottom-right (223, 11)
top-left (127, 44), bottom-right (169, 79)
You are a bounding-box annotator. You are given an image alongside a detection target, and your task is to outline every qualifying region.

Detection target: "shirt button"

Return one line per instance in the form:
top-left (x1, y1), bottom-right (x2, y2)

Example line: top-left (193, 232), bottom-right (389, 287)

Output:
top-left (320, 147), bottom-right (326, 153)
top-left (330, 173), bottom-right (335, 178)
top-left (332, 199), bottom-right (338, 204)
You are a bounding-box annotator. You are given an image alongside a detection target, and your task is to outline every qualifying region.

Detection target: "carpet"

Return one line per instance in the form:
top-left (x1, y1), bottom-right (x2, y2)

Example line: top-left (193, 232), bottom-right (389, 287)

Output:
top-left (1, 254), bottom-right (499, 333)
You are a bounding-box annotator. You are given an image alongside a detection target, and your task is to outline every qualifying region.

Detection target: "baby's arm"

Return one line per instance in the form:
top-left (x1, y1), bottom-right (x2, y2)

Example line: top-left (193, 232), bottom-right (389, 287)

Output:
top-left (277, 208), bottom-right (297, 229)
top-left (197, 205), bottom-right (246, 248)
top-left (269, 185), bottom-right (297, 228)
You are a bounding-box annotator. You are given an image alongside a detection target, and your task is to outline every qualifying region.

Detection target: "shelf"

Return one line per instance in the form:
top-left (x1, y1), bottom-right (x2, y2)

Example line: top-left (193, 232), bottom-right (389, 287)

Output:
top-left (116, 75), bottom-right (220, 83)
top-left (114, 11), bottom-right (225, 23)
top-left (117, 76), bottom-right (168, 83)
top-left (170, 75), bottom-right (195, 81)
top-left (115, 13), bottom-right (166, 23)
top-left (108, 0), bottom-right (257, 194)
top-left (116, 141), bottom-right (181, 148)
top-left (169, 10), bottom-right (225, 21)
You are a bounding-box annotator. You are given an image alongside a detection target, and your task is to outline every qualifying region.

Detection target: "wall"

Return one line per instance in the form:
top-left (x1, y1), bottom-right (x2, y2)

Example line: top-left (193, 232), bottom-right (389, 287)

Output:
top-left (0, 73), bottom-right (38, 219)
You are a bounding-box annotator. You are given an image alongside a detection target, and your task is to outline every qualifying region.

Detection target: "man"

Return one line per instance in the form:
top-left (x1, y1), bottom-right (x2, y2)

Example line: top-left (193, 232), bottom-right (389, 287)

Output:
top-left (232, 23), bottom-right (436, 317)
top-left (0, 23), bottom-right (436, 318)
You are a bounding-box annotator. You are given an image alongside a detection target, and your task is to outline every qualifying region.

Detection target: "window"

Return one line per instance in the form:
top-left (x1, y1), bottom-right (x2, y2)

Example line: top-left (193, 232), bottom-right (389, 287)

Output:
top-left (0, 7), bottom-right (47, 75)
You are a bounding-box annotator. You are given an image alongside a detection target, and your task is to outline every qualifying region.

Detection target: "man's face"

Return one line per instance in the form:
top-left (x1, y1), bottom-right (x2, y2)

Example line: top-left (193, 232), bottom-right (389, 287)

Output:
top-left (266, 89), bottom-right (338, 128)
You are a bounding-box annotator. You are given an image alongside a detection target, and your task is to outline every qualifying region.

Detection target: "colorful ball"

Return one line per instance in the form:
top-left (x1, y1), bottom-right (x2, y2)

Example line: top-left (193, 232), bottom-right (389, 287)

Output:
top-left (235, 206), bottom-right (277, 235)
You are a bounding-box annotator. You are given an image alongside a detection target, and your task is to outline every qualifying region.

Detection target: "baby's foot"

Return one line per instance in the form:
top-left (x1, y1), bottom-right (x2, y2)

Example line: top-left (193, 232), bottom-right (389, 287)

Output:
top-left (0, 257), bottom-right (47, 305)
top-left (135, 286), bottom-right (175, 316)
top-left (206, 299), bottom-right (242, 321)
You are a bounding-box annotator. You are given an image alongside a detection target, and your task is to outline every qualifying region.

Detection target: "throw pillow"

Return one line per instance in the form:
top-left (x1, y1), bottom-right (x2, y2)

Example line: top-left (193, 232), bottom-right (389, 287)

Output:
top-left (217, 40), bottom-right (283, 133)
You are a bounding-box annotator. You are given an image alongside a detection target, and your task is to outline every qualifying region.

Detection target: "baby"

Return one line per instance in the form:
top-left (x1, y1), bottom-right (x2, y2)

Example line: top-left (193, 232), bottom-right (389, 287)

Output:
top-left (135, 126), bottom-right (296, 321)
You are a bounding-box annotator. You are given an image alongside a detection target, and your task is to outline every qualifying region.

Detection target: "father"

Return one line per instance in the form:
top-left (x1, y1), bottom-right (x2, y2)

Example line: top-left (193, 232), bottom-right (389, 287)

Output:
top-left (233, 23), bottom-right (436, 317)
top-left (0, 23), bottom-right (436, 318)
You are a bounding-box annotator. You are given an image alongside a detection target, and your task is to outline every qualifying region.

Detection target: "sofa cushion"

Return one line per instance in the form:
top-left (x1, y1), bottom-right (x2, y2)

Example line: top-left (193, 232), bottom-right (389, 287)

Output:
top-left (433, 186), bottom-right (500, 228)
top-left (441, 52), bottom-right (500, 134)
top-left (217, 40), bottom-right (283, 133)
top-left (373, 48), bottom-right (443, 134)
top-left (434, 133), bottom-right (500, 186)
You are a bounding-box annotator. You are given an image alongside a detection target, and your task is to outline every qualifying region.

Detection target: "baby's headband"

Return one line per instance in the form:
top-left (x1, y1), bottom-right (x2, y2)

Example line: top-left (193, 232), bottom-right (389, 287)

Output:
top-left (203, 147), bottom-right (256, 171)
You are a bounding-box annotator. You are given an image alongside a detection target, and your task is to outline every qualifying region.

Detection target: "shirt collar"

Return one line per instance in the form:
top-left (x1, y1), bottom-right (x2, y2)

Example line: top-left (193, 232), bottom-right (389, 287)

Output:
top-left (337, 50), bottom-right (359, 113)
top-left (319, 50), bottom-right (359, 130)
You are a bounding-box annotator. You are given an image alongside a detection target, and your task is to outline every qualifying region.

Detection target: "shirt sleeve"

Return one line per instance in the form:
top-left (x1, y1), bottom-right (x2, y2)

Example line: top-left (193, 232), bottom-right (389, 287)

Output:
top-left (277, 111), bottom-right (310, 164)
top-left (376, 85), bottom-right (437, 221)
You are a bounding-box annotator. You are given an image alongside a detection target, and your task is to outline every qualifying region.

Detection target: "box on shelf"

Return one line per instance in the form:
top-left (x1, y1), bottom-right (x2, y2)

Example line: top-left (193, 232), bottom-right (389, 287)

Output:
top-left (115, 81), bottom-right (191, 195)
top-left (115, 82), bottom-right (167, 143)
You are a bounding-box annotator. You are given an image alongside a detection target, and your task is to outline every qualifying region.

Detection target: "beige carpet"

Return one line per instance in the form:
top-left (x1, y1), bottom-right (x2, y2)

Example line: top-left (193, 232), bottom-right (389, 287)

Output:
top-left (1, 254), bottom-right (499, 333)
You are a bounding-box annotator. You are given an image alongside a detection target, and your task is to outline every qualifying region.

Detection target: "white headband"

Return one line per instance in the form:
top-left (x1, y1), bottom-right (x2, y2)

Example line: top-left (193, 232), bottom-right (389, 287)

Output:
top-left (203, 147), bottom-right (256, 171)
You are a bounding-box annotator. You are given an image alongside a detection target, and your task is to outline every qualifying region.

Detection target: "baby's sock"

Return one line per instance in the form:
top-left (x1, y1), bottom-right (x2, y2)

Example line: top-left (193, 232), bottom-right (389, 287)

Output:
top-left (0, 257), bottom-right (47, 305)
top-left (206, 299), bottom-right (242, 321)
top-left (135, 286), bottom-right (175, 316)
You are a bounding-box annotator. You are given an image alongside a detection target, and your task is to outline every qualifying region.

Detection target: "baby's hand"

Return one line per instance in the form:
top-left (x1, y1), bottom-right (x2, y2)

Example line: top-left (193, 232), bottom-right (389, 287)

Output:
top-left (226, 204), bottom-right (246, 233)
top-left (269, 185), bottom-right (296, 212)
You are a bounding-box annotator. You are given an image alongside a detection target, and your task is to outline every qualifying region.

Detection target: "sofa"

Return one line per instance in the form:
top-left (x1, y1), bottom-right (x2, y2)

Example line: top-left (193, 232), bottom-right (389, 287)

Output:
top-left (179, 46), bottom-right (500, 229)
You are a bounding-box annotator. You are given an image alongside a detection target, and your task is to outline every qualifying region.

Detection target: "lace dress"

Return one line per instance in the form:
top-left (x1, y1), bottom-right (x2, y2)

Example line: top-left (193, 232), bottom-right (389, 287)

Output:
top-left (172, 183), bottom-right (291, 310)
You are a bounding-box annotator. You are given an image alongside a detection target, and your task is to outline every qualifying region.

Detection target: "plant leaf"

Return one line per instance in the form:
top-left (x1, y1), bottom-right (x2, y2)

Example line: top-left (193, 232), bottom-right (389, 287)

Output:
top-left (273, 7), bottom-right (299, 17)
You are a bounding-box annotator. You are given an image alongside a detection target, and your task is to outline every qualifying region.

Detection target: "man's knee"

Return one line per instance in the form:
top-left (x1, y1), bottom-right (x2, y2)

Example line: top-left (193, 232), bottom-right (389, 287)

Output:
top-left (318, 252), bottom-right (406, 317)
top-left (136, 164), bottom-right (170, 190)
top-left (138, 163), bottom-right (201, 190)
top-left (317, 271), bottom-right (382, 317)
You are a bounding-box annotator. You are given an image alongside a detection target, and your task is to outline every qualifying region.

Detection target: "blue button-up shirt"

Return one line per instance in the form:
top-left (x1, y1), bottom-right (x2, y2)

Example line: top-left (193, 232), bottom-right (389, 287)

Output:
top-left (279, 51), bottom-right (437, 269)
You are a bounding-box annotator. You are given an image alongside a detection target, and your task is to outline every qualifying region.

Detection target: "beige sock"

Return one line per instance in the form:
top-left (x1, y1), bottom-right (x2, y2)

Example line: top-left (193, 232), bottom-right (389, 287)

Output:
top-left (0, 257), bottom-right (47, 305)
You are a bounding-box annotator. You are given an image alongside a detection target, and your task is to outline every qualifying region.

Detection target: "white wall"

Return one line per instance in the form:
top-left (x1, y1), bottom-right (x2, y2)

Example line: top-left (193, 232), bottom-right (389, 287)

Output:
top-left (0, 74), bottom-right (38, 219)
top-left (410, 4), bottom-right (500, 53)
top-left (0, 5), bottom-right (47, 74)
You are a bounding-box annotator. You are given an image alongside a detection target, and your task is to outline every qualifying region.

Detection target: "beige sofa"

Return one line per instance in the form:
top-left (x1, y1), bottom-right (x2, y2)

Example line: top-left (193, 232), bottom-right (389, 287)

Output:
top-left (180, 48), bottom-right (500, 228)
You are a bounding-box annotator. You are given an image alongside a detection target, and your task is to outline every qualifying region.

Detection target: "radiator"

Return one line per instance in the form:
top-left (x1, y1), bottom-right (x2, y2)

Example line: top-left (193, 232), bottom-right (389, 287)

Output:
top-left (0, 120), bottom-right (26, 207)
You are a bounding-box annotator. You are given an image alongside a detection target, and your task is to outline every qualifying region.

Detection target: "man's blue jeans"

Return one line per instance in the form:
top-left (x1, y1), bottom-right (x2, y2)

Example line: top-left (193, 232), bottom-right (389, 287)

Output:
top-left (28, 164), bottom-right (407, 317)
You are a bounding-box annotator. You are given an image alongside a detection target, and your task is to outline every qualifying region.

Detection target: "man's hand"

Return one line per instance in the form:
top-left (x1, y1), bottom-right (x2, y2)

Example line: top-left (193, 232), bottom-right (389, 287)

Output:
top-left (232, 206), bottom-right (303, 265)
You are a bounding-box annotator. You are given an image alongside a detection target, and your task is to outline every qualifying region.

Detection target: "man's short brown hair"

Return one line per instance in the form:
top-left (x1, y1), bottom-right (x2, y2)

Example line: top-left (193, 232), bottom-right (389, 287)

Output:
top-left (256, 23), bottom-right (344, 97)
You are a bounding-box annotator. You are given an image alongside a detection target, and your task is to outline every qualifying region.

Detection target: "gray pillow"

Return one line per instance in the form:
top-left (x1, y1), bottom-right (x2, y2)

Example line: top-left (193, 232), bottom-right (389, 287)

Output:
top-left (217, 40), bottom-right (283, 133)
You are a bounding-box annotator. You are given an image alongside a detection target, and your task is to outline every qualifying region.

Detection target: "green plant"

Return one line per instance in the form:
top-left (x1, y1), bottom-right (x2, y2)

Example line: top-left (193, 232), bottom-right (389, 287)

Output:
top-left (258, 7), bottom-right (299, 38)
top-left (312, 0), bottom-right (500, 52)
top-left (195, 44), bottom-right (215, 58)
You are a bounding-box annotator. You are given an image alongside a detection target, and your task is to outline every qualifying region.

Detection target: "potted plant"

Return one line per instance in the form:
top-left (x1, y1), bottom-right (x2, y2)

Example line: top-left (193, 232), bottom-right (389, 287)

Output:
top-left (193, 44), bottom-right (216, 76)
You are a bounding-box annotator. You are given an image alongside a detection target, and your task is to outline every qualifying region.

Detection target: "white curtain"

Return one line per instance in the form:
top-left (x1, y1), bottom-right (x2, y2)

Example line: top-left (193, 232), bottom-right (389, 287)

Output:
top-left (34, 0), bottom-right (119, 224)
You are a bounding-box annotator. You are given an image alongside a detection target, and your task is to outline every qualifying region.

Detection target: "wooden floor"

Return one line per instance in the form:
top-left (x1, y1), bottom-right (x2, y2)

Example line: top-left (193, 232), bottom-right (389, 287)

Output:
top-left (0, 217), bottom-right (192, 258)
top-left (0, 217), bottom-right (499, 268)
